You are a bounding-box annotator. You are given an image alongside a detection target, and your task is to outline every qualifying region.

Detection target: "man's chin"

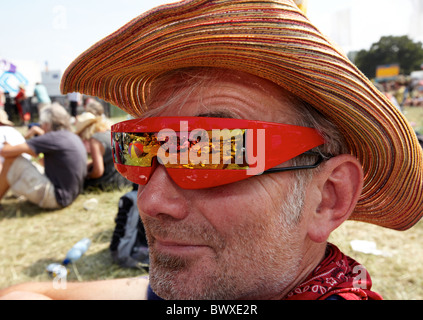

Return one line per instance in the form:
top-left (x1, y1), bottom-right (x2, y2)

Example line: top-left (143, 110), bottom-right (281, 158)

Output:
top-left (148, 253), bottom-right (227, 300)
top-left (149, 263), bottom-right (197, 300)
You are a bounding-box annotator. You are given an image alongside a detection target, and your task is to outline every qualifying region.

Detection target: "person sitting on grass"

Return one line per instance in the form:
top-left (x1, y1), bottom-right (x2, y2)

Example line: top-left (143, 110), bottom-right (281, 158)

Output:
top-left (75, 112), bottom-right (132, 191)
top-left (0, 103), bottom-right (87, 210)
top-left (0, 109), bottom-right (32, 173)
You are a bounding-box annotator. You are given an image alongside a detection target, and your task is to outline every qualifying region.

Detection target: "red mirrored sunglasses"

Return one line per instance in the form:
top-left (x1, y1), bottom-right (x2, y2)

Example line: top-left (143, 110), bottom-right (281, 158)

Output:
top-left (111, 117), bottom-right (328, 189)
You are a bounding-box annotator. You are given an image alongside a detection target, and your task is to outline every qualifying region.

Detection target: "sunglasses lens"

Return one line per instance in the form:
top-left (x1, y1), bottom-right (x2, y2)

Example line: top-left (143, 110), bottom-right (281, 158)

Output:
top-left (112, 132), bottom-right (160, 167)
top-left (162, 129), bottom-right (249, 170)
top-left (112, 129), bottom-right (250, 170)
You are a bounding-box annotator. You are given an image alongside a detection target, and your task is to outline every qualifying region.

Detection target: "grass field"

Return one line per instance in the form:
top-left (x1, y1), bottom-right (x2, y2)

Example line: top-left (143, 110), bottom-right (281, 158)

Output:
top-left (0, 187), bottom-right (145, 287)
top-left (1, 109), bottom-right (422, 300)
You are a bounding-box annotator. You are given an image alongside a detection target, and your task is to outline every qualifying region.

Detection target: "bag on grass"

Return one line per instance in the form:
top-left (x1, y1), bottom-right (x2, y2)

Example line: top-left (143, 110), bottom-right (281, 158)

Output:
top-left (110, 185), bottom-right (149, 269)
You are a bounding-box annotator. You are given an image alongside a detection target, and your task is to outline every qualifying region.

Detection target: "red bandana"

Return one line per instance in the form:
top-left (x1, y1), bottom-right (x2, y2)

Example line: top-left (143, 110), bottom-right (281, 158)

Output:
top-left (285, 243), bottom-right (383, 300)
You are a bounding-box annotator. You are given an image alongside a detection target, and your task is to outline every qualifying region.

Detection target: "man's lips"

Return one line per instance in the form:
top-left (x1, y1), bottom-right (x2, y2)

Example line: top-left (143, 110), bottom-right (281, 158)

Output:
top-left (153, 238), bottom-right (211, 255)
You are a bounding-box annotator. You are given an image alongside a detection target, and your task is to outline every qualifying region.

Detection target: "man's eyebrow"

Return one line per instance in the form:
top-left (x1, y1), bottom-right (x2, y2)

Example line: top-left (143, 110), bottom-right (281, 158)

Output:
top-left (195, 111), bottom-right (236, 118)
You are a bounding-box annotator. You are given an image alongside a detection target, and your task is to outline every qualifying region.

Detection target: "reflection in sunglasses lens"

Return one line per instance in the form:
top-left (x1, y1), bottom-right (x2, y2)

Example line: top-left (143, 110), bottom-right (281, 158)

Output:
top-left (112, 130), bottom-right (249, 170)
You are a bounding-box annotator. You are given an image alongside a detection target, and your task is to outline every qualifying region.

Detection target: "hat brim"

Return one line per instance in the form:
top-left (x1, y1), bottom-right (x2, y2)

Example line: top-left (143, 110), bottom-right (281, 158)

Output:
top-left (75, 118), bottom-right (97, 135)
top-left (61, 0), bottom-right (423, 230)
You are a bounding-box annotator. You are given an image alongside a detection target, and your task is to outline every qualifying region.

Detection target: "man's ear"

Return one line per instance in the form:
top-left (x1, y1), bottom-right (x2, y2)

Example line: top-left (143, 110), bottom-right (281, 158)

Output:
top-left (307, 154), bottom-right (363, 243)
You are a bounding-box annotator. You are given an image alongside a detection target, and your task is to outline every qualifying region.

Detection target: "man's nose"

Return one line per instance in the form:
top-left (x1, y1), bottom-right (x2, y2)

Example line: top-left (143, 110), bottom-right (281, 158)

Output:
top-left (137, 165), bottom-right (190, 220)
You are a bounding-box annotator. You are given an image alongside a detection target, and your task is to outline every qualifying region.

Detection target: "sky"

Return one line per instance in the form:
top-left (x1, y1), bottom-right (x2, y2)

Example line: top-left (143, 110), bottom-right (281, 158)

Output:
top-left (0, 0), bottom-right (422, 74)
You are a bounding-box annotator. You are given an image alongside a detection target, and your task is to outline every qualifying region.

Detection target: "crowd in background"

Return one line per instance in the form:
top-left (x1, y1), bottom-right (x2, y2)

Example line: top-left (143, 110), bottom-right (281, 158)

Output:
top-left (0, 84), bottom-right (113, 126)
top-left (376, 76), bottom-right (423, 111)
top-left (0, 83), bottom-right (131, 211)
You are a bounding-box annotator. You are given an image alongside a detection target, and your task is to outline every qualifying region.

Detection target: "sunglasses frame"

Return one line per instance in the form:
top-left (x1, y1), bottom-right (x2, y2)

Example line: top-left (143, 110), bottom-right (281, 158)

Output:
top-left (111, 117), bottom-right (326, 189)
top-left (261, 151), bottom-right (331, 174)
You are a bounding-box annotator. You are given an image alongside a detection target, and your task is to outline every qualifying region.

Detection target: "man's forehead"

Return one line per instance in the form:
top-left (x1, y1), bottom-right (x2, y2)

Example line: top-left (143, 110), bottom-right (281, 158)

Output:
top-left (146, 67), bottom-right (301, 123)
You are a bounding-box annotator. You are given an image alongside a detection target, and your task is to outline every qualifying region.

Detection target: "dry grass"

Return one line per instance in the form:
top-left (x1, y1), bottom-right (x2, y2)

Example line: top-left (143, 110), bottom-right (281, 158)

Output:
top-left (329, 220), bottom-right (423, 300)
top-left (404, 107), bottom-right (423, 132)
top-left (0, 187), bottom-right (146, 287)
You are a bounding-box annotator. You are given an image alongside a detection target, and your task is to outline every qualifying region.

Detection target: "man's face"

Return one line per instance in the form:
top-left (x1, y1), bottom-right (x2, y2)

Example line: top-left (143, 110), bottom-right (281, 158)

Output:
top-left (137, 69), bottom-right (315, 300)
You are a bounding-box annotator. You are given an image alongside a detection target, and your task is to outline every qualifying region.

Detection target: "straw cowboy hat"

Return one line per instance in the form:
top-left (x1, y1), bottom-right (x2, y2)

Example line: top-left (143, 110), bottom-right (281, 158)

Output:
top-left (61, 0), bottom-right (423, 231)
top-left (74, 112), bottom-right (97, 135)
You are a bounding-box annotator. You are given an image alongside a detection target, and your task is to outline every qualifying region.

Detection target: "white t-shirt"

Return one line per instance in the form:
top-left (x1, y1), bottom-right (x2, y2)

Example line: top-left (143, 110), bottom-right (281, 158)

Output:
top-left (0, 126), bottom-right (31, 163)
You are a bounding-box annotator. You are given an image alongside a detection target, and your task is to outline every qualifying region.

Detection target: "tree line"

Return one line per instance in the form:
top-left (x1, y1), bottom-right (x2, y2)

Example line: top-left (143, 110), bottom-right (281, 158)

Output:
top-left (353, 35), bottom-right (423, 79)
